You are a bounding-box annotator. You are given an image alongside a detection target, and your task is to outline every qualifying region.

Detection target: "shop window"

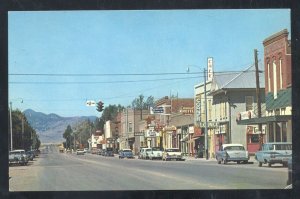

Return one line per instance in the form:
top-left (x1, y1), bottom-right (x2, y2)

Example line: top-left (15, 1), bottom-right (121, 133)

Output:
top-left (268, 123), bottom-right (274, 142)
top-left (275, 122), bottom-right (281, 142)
top-left (248, 134), bottom-right (259, 143)
top-left (282, 122), bottom-right (287, 142)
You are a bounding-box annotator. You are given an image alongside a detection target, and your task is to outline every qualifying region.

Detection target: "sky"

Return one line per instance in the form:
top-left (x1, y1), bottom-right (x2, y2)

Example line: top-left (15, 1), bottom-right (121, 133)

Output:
top-left (8, 9), bottom-right (291, 117)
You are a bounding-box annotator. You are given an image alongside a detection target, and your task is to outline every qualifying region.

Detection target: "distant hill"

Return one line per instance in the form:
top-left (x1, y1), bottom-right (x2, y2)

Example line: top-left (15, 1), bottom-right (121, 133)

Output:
top-left (23, 109), bottom-right (97, 144)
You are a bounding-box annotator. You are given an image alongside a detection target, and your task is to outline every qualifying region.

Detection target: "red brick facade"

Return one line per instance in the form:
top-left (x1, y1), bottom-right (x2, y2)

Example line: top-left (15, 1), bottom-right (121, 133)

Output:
top-left (263, 29), bottom-right (292, 94)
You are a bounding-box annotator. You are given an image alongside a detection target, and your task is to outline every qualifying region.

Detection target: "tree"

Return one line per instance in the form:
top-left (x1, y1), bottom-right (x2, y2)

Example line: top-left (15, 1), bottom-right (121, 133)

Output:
top-left (9, 109), bottom-right (41, 151)
top-left (63, 125), bottom-right (73, 149)
top-left (131, 95), bottom-right (154, 119)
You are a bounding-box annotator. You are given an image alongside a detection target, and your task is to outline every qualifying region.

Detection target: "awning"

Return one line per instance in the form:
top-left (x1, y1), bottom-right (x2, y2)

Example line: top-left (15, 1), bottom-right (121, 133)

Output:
top-left (180, 135), bottom-right (189, 142)
top-left (237, 115), bottom-right (292, 125)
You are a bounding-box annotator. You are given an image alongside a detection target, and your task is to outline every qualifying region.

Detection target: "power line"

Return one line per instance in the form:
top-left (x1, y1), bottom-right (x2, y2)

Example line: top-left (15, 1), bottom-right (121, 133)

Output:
top-left (9, 72), bottom-right (201, 76)
top-left (9, 76), bottom-right (201, 84)
top-left (9, 70), bottom-right (264, 77)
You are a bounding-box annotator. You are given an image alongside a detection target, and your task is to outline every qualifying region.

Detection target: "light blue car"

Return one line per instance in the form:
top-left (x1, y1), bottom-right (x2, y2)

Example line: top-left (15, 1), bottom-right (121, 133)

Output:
top-left (255, 142), bottom-right (292, 167)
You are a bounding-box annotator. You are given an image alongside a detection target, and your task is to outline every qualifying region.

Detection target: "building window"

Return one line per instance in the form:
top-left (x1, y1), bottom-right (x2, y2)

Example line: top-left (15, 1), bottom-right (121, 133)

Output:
top-left (245, 96), bottom-right (253, 111)
top-left (279, 59), bottom-right (283, 89)
top-left (275, 123), bottom-right (281, 142)
top-left (267, 63), bottom-right (271, 92)
top-left (128, 122), bottom-right (132, 132)
top-left (268, 123), bottom-right (274, 142)
top-left (281, 108), bottom-right (286, 115)
top-left (273, 60), bottom-right (277, 99)
top-left (282, 122), bottom-right (287, 142)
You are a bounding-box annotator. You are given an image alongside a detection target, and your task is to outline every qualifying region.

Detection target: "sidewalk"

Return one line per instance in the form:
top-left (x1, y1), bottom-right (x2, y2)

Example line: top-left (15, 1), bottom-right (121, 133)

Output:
top-left (183, 155), bottom-right (256, 162)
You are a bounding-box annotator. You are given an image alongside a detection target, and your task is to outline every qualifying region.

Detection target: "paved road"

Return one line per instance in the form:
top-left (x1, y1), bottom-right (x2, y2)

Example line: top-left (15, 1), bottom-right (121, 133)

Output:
top-left (9, 145), bottom-right (289, 191)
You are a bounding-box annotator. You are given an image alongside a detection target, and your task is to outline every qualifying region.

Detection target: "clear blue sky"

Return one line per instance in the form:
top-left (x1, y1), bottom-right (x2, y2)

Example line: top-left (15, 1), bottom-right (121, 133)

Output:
top-left (8, 9), bottom-right (290, 117)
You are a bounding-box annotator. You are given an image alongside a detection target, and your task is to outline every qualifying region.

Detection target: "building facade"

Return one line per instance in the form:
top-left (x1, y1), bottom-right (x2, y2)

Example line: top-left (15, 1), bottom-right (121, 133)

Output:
top-left (263, 29), bottom-right (292, 143)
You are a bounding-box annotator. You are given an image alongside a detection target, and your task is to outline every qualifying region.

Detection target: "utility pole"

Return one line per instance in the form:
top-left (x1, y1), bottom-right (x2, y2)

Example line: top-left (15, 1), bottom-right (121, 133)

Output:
top-left (9, 102), bottom-right (13, 151)
top-left (204, 68), bottom-right (208, 160)
top-left (254, 49), bottom-right (263, 148)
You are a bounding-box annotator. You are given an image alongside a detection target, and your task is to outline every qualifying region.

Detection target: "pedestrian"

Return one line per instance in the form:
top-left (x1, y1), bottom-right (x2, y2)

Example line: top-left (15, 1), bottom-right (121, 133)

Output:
top-left (194, 145), bottom-right (198, 159)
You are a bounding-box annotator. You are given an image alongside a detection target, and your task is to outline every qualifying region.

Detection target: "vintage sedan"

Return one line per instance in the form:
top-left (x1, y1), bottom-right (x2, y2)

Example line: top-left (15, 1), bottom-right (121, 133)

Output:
top-left (119, 149), bottom-right (135, 159)
top-left (255, 142), bottom-right (292, 167)
top-left (149, 147), bottom-right (163, 160)
top-left (9, 149), bottom-right (29, 166)
top-left (162, 148), bottom-right (184, 161)
top-left (216, 144), bottom-right (249, 164)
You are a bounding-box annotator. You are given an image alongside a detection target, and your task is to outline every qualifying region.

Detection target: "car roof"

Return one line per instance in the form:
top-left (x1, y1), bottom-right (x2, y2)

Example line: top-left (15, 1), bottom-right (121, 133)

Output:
top-left (263, 142), bottom-right (292, 144)
top-left (10, 149), bottom-right (25, 152)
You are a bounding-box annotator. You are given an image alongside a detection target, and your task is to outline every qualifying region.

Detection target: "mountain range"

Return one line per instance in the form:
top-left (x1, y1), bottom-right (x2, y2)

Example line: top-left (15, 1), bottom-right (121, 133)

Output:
top-left (23, 109), bottom-right (97, 144)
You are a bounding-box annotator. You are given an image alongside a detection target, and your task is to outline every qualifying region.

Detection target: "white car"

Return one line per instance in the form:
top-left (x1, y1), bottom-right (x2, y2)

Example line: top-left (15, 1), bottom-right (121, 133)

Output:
top-left (162, 148), bottom-right (184, 161)
top-left (216, 144), bottom-right (249, 164)
top-left (149, 147), bottom-right (163, 160)
top-left (140, 148), bottom-right (152, 160)
top-left (76, 149), bottom-right (85, 155)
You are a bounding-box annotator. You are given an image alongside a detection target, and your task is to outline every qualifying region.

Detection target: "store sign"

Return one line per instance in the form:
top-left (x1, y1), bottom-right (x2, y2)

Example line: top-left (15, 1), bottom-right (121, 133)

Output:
top-left (145, 130), bottom-right (159, 137)
top-left (199, 122), bottom-right (219, 128)
top-left (189, 126), bottom-right (194, 134)
top-left (134, 132), bottom-right (145, 136)
top-left (150, 106), bottom-right (164, 114)
top-left (181, 107), bottom-right (194, 115)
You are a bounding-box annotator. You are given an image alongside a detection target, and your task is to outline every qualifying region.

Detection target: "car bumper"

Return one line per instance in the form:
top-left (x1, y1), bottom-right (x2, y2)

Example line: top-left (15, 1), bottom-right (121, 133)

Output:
top-left (227, 157), bottom-right (249, 161)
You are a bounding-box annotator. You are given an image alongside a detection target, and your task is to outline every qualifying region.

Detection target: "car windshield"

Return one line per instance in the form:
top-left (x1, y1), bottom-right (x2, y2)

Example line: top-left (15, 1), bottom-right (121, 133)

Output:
top-left (166, 149), bottom-right (179, 152)
top-left (146, 149), bottom-right (151, 152)
top-left (224, 146), bottom-right (245, 151)
top-left (106, 148), bottom-right (113, 151)
top-left (123, 150), bottom-right (132, 153)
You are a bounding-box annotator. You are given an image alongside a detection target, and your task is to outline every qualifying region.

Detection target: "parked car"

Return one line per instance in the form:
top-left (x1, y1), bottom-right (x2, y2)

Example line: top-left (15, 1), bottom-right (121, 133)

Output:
top-left (162, 148), bottom-right (184, 161)
top-left (216, 144), bottom-right (249, 164)
top-left (140, 148), bottom-right (152, 159)
top-left (137, 147), bottom-right (147, 159)
top-left (119, 149), bottom-right (135, 159)
top-left (83, 148), bottom-right (89, 153)
top-left (9, 149), bottom-right (29, 166)
top-left (255, 142), bottom-right (292, 167)
top-left (149, 147), bottom-right (163, 160)
top-left (286, 157), bottom-right (292, 186)
top-left (26, 150), bottom-right (35, 161)
top-left (76, 149), bottom-right (85, 155)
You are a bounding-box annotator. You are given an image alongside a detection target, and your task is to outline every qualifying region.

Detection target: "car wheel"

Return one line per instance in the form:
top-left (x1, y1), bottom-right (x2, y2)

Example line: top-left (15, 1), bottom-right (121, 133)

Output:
top-left (237, 161), bottom-right (241, 164)
top-left (244, 160), bottom-right (248, 164)
top-left (223, 159), bottom-right (227, 164)
top-left (268, 162), bottom-right (272, 167)
top-left (258, 162), bottom-right (262, 167)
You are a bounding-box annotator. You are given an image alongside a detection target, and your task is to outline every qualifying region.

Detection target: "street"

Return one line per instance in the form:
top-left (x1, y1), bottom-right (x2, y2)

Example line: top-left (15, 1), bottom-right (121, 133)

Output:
top-left (9, 145), bottom-right (289, 191)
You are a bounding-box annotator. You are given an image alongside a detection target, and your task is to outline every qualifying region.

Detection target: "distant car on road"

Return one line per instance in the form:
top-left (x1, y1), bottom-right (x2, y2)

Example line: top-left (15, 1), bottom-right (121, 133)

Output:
top-left (76, 149), bottom-right (85, 155)
top-left (216, 144), bottom-right (249, 164)
top-left (119, 149), bottom-right (135, 159)
top-left (255, 142), bottom-right (292, 167)
top-left (162, 148), bottom-right (184, 161)
top-left (149, 147), bottom-right (163, 160)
